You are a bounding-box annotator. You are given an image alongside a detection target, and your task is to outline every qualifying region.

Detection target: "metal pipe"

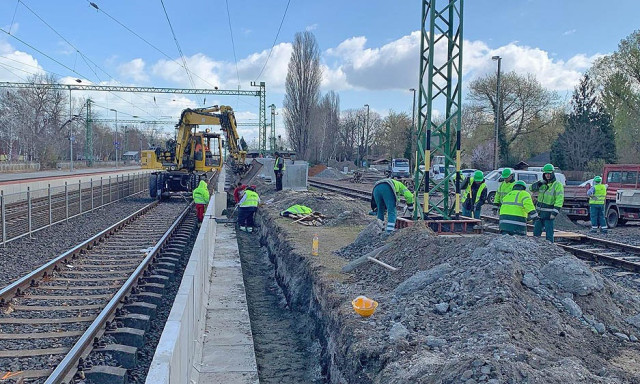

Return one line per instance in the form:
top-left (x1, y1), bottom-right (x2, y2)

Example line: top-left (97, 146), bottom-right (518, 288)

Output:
top-left (65, 182), bottom-right (69, 222)
top-left (27, 187), bottom-right (32, 237)
top-left (48, 184), bottom-right (52, 226)
top-left (1, 191), bottom-right (5, 247)
top-left (101, 177), bottom-right (104, 206)
top-left (91, 179), bottom-right (94, 211)
top-left (79, 180), bottom-right (82, 214)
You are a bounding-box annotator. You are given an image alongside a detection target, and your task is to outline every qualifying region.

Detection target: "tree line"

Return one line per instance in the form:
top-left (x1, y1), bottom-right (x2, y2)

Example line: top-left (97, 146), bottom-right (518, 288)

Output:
top-left (284, 30), bottom-right (640, 172)
top-left (0, 74), bottom-right (168, 168)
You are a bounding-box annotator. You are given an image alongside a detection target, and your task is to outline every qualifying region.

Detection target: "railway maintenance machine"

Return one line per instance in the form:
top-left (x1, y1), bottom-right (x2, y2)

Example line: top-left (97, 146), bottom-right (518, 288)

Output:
top-left (142, 105), bottom-right (247, 199)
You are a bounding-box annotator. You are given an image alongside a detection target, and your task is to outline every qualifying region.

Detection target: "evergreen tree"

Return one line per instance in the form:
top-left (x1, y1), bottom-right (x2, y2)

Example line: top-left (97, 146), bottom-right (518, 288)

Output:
top-left (551, 74), bottom-right (616, 170)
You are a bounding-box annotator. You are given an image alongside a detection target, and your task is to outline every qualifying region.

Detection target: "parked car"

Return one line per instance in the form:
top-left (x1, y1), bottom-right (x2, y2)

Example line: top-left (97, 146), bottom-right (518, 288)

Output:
top-left (484, 168), bottom-right (566, 203)
top-left (460, 169), bottom-right (477, 179)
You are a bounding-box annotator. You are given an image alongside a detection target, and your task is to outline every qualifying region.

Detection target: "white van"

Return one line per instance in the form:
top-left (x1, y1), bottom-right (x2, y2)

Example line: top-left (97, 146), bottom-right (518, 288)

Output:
top-left (484, 168), bottom-right (566, 203)
top-left (388, 158), bottom-right (411, 178)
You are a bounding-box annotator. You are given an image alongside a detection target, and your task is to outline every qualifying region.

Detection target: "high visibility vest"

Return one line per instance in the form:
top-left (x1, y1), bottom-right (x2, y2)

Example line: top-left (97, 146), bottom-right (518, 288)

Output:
top-left (282, 204), bottom-right (312, 215)
top-left (535, 180), bottom-right (564, 218)
top-left (240, 190), bottom-right (259, 207)
top-left (462, 182), bottom-right (486, 205)
top-left (499, 190), bottom-right (537, 235)
top-left (192, 182), bottom-right (210, 204)
top-left (589, 184), bottom-right (606, 205)
top-left (494, 180), bottom-right (515, 206)
top-left (274, 157), bottom-right (286, 171)
top-left (373, 179), bottom-right (414, 205)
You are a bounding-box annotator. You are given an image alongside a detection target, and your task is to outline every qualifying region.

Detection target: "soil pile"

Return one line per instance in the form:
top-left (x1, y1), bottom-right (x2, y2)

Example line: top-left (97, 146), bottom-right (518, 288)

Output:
top-left (315, 167), bottom-right (346, 180)
top-left (338, 226), bottom-right (640, 383)
top-left (554, 210), bottom-right (581, 231)
top-left (328, 160), bottom-right (357, 172)
top-left (309, 164), bottom-right (328, 177)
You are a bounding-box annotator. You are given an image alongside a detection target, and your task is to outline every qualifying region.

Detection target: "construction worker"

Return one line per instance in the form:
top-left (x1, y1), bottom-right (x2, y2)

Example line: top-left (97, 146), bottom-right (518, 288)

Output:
top-left (238, 185), bottom-right (260, 232)
top-left (233, 182), bottom-right (247, 204)
top-left (493, 168), bottom-right (515, 214)
top-left (192, 180), bottom-right (210, 224)
top-left (587, 176), bottom-right (607, 233)
top-left (531, 163), bottom-right (564, 242)
top-left (499, 181), bottom-right (538, 236)
top-left (461, 170), bottom-right (487, 219)
top-left (281, 204), bottom-right (313, 217)
top-left (370, 178), bottom-right (414, 233)
top-left (273, 152), bottom-right (286, 191)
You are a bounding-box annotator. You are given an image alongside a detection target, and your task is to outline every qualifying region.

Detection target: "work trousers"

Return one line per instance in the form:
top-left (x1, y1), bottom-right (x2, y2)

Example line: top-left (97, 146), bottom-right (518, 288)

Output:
top-left (275, 171), bottom-right (283, 191)
top-left (533, 218), bottom-right (555, 242)
top-left (196, 204), bottom-right (206, 223)
top-left (589, 205), bottom-right (607, 232)
top-left (373, 183), bottom-right (397, 232)
top-left (462, 205), bottom-right (482, 219)
top-left (238, 206), bottom-right (257, 228)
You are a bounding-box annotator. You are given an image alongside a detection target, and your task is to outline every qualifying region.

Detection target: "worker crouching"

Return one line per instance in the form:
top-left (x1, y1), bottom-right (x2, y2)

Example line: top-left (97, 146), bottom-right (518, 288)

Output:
top-left (462, 170), bottom-right (487, 219)
top-left (499, 180), bottom-right (538, 236)
top-left (192, 180), bottom-right (210, 224)
top-left (238, 185), bottom-right (260, 233)
top-left (370, 178), bottom-right (414, 233)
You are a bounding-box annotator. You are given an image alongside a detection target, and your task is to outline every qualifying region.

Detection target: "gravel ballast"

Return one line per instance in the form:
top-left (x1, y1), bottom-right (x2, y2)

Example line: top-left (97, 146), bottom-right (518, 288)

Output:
top-left (0, 196), bottom-right (155, 288)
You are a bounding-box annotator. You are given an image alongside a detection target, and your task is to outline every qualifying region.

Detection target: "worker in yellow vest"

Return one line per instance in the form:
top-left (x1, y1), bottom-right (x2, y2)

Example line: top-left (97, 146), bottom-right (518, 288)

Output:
top-left (499, 181), bottom-right (538, 236)
top-left (273, 152), bottom-right (286, 191)
top-left (461, 170), bottom-right (487, 219)
top-left (238, 185), bottom-right (260, 233)
top-left (587, 176), bottom-right (607, 234)
top-left (493, 168), bottom-right (515, 214)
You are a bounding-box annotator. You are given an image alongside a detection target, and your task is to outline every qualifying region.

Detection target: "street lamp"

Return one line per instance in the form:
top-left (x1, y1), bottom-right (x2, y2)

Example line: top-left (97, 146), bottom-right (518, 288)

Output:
top-left (67, 79), bottom-right (81, 171)
top-left (409, 88), bottom-right (416, 167)
top-left (492, 55), bottom-right (502, 170)
top-left (364, 104), bottom-right (370, 167)
top-left (110, 108), bottom-right (118, 168)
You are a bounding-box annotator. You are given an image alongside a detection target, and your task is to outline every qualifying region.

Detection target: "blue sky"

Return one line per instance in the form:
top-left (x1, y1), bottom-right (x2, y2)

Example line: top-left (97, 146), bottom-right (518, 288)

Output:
top-left (1, 0), bottom-right (639, 144)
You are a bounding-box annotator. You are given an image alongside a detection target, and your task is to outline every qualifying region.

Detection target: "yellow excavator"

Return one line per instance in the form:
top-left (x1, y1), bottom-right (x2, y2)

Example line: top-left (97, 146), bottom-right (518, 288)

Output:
top-left (141, 105), bottom-right (247, 199)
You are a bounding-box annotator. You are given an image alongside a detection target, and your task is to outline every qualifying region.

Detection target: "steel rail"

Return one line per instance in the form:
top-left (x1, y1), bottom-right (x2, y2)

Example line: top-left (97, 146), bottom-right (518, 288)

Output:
top-left (0, 200), bottom-right (157, 301)
top-left (45, 201), bottom-right (193, 384)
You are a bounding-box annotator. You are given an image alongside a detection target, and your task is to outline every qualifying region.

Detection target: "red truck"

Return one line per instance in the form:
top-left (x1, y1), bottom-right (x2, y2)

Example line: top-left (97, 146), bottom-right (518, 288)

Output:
top-left (563, 164), bottom-right (640, 228)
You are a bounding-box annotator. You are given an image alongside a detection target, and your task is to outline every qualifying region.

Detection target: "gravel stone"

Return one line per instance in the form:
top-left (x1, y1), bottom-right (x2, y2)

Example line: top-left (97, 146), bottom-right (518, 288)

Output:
top-left (594, 322), bottom-right (607, 334)
top-left (626, 314), bottom-right (640, 329)
top-left (522, 272), bottom-right (540, 288)
top-left (462, 369), bottom-right (474, 380)
top-left (425, 335), bottom-right (446, 348)
top-left (614, 332), bottom-right (630, 341)
top-left (540, 256), bottom-right (604, 296)
top-left (393, 263), bottom-right (453, 297)
top-left (562, 297), bottom-right (583, 318)
top-left (434, 302), bottom-right (449, 314)
top-left (389, 322), bottom-right (409, 343)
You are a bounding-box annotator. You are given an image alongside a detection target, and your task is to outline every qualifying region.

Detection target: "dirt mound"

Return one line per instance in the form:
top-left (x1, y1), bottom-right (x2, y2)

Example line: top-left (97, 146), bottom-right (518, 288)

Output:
top-left (555, 210), bottom-right (581, 231)
top-left (315, 167), bottom-right (345, 180)
top-left (309, 164), bottom-right (327, 177)
top-left (339, 228), bottom-right (640, 383)
top-left (328, 160), bottom-right (357, 172)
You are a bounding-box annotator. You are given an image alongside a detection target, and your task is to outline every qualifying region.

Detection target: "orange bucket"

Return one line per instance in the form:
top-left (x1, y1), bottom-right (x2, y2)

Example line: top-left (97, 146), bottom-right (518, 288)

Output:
top-left (352, 296), bottom-right (378, 317)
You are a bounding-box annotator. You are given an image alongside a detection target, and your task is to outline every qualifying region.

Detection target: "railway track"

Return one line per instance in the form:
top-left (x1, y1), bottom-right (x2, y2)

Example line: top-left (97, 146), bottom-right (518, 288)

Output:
top-left (0, 199), bottom-right (195, 383)
top-left (1, 174), bottom-right (147, 244)
top-left (310, 178), bottom-right (640, 273)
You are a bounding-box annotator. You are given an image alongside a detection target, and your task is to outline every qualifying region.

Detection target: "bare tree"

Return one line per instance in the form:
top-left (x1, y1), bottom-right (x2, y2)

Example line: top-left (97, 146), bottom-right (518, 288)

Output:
top-left (283, 31), bottom-right (322, 160)
top-left (468, 72), bottom-right (559, 165)
top-left (318, 91), bottom-right (340, 163)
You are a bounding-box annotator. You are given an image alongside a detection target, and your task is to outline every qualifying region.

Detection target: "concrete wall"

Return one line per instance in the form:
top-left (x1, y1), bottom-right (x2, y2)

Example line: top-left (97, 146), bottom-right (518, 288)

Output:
top-left (0, 162), bottom-right (40, 172)
top-left (254, 158), bottom-right (308, 191)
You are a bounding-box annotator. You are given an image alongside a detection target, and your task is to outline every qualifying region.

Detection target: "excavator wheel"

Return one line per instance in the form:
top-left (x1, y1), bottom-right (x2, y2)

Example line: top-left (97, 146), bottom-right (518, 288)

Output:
top-left (189, 173), bottom-right (198, 191)
top-left (149, 174), bottom-right (158, 198)
top-left (156, 173), bottom-right (166, 200)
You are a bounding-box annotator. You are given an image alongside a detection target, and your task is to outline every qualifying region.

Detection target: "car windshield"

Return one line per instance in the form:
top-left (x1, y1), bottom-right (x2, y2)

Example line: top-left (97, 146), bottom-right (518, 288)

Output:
top-left (484, 170), bottom-right (500, 181)
top-left (394, 160), bottom-right (409, 167)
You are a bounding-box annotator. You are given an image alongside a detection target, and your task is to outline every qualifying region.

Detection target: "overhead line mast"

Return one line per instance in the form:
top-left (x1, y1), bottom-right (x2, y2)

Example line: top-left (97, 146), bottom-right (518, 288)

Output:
top-left (413, 0), bottom-right (464, 220)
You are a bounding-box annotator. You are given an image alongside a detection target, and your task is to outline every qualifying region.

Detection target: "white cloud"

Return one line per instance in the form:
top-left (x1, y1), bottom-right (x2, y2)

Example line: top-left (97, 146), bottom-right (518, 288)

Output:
top-left (306, 24), bottom-right (318, 32)
top-left (118, 58), bottom-right (149, 82)
top-left (563, 29), bottom-right (577, 36)
top-left (0, 40), bottom-right (44, 82)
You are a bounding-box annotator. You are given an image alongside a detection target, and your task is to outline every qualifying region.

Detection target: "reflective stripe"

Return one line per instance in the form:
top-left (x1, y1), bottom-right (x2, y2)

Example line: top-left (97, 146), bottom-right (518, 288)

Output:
top-left (500, 219), bottom-right (527, 227)
top-left (240, 190), bottom-right (259, 207)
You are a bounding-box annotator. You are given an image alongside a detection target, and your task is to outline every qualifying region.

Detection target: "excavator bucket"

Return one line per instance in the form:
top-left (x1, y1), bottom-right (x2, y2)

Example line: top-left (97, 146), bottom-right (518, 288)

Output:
top-left (239, 159), bottom-right (263, 185)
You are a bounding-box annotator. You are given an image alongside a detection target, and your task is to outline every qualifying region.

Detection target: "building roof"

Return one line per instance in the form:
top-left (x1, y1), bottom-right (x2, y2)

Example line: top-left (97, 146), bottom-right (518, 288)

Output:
top-left (123, 151), bottom-right (139, 156)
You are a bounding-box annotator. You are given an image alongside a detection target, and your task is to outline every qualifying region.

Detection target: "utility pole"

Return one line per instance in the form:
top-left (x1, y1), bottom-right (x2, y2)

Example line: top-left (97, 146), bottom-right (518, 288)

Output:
top-left (364, 104), bottom-right (370, 167)
top-left (410, 88), bottom-right (416, 167)
top-left (68, 86), bottom-right (73, 172)
top-left (492, 55), bottom-right (502, 170)
top-left (269, 104), bottom-right (276, 153)
top-left (85, 99), bottom-right (93, 167)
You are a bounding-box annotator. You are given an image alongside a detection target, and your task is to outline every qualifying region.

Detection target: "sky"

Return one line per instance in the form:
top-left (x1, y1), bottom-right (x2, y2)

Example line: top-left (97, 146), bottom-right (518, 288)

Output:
top-left (0, 0), bottom-right (639, 145)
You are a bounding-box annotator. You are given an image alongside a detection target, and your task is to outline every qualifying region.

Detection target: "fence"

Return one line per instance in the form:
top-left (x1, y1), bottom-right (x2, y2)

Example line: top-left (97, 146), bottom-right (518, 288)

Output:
top-left (0, 172), bottom-right (150, 246)
top-left (0, 162), bottom-right (41, 172)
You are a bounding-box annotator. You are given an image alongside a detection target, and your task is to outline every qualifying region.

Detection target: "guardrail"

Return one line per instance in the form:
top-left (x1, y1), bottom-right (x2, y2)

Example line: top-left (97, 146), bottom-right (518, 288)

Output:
top-left (0, 172), bottom-right (150, 246)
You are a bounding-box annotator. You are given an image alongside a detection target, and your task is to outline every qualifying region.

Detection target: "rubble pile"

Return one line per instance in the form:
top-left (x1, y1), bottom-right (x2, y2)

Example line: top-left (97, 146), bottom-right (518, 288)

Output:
top-left (315, 167), bottom-right (347, 180)
top-left (337, 227), bottom-right (640, 383)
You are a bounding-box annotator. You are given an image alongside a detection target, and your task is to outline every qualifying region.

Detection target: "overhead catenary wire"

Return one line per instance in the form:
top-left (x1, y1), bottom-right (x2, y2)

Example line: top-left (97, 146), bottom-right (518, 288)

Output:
top-left (9, 0), bottom-right (20, 34)
top-left (224, 0), bottom-right (241, 88)
top-left (255, 0), bottom-right (292, 81)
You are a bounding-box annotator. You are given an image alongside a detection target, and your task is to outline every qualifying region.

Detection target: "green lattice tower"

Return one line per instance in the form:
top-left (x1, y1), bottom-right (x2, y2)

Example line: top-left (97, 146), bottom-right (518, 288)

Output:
top-left (269, 104), bottom-right (276, 152)
top-left (85, 99), bottom-right (93, 166)
top-left (251, 81), bottom-right (267, 155)
top-left (413, 0), bottom-right (464, 220)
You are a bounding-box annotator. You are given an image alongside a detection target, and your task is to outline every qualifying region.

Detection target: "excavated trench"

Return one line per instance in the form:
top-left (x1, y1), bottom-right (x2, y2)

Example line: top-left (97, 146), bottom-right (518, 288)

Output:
top-left (237, 217), bottom-right (326, 383)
